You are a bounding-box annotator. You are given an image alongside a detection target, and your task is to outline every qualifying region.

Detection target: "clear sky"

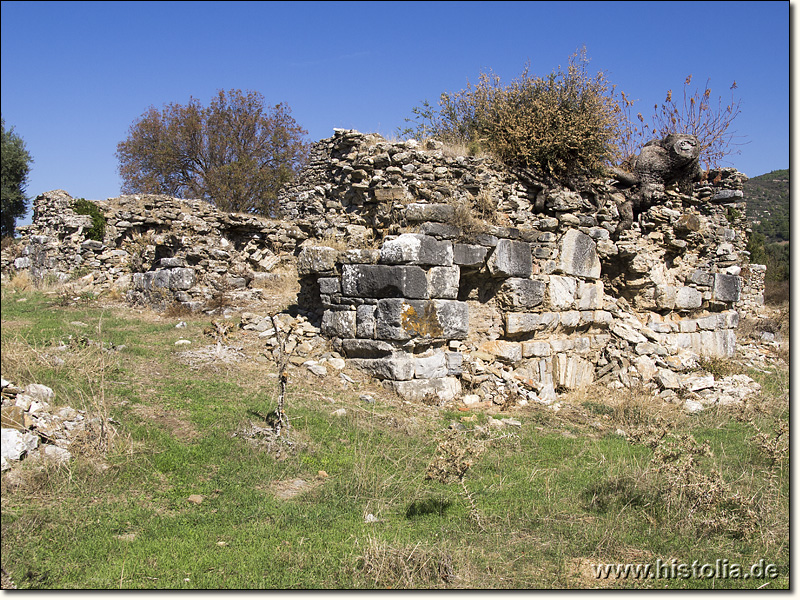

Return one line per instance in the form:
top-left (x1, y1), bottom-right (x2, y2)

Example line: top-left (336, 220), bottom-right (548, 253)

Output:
top-left (1, 0), bottom-right (790, 225)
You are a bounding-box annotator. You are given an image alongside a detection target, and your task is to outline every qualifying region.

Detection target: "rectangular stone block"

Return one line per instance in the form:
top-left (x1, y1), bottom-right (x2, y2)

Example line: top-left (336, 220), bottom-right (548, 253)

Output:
top-left (453, 243), bottom-right (488, 268)
top-left (356, 304), bottom-right (376, 338)
top-left (497, 278), bottom-right (545, 310)
top-left (169, 267), bottom-right (195, 290)
top-left (380, 233), bottom-right (453, 266)
top-left (297, 245), bottom-right (338, 275)
top-left (427, 266), bottom-right (460, 299)
top-left (340, 339), bottom-right (395, 358)
top-left (553, 353), bottom-right (594, 389)
top-left (321, 310), bottom-right (357, 339)
top-left (405, 203), bottom-right (455, 223)
top-left (506, 312), bottom-right (542, 336)
top-left (521, 341), bottom-right (551, 358)
top-left (487, 239), bottom-right (532, 278)
top-left (349, 355), bottom-right (415, 380)
top-left (415, 351), bottom-right (448, 379)
top-left (375, 299), bottom-right (468, 341)
top-left (558, 229), bottom-right (601, 279)
top-left (548, 275), bottom-right (576, 310)
top-left (713, 273), bottom-right (741, 303)
top-left (341, 264), bottom-right (428, 299)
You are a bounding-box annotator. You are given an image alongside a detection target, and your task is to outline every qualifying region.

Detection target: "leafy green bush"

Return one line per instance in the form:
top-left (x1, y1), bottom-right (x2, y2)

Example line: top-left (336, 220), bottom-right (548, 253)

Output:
top-left (401, 48), bottom-right (621, 183)
top-left (71, 198), bottom-right (106, 242)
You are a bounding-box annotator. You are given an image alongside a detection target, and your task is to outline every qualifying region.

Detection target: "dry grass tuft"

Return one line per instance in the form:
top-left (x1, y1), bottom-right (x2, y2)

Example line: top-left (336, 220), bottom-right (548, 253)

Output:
top-left (356, 536), bottom-right (456, 588)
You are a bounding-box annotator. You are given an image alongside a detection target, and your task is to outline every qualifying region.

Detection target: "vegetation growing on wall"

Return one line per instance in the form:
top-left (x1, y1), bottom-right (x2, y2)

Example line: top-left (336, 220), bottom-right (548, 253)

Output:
top-left (71, 198), bottom-right (107, 242)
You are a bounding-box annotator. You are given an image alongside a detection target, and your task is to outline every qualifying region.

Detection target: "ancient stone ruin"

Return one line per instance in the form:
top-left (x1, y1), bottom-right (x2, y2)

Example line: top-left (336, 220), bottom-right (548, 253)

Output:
top-left (2, 129), bottom-right (766, 408)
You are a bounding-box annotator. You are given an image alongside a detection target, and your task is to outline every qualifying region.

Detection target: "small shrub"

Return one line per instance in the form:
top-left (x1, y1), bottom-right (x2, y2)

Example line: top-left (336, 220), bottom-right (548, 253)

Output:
top-left (71, 199), bottom-right (107, 242)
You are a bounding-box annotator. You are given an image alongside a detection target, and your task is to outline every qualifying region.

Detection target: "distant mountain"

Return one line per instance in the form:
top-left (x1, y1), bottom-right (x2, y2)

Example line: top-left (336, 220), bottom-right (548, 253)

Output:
top-left (744, 169), bottom-right (789, 243)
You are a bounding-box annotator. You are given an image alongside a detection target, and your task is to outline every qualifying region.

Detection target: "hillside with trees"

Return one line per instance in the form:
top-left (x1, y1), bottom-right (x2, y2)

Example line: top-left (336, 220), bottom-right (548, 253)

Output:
top-left (744, 169), bottom-right (789, 300)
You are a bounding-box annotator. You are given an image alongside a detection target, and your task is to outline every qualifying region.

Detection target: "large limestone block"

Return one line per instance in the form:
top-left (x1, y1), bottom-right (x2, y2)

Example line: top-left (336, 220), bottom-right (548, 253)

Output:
top-left (405, 203), bottom-right (455, 223)
top-left (552, 354), bottom-right (594, 389)
top-left (427, 266), bottom-right (460, 299)
top-left (340, 339), bottom-right (395, 358)
top-left (380, 233), bottom-right (453, 266)
top-left (713, 273), bottom-right (741, 303)
top-left (321, 310), bottom-right (357, 339)
top-left (477, 340), bottom-right (522, 365)
top-left (169, 267), bottom-right (195, 290)
top-left (496, 278), bottom-right (545, 310)
top-left (349, 355), bottom-right (416, 380)
top-left (486, 239), bottom-right (532, 278)
top-left (298, 245), bottom-right (338, 275)
top-left (375, 299), bottom-right (468, 341)
top-left (415, 351), bottom-right (448, 379)
top-left (576, 280), bottom-right (604, 310)
top-left (341, 264), bottom-right (428, 299)
top-left (453, 243), bottom-right (488, 268)
top-left (675, 286), bottom-right (703, 310)
top-left (548, 275), bottom-right (577, 310)
top-left (390, 377), bottom-right (461, 402)
top-left (558, 229), bottom-right (601, 279)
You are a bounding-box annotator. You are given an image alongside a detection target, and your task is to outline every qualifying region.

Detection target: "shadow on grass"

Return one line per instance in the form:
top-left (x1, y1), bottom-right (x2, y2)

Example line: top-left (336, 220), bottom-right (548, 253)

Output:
top-left (405, 497), bottom-right (453, 519)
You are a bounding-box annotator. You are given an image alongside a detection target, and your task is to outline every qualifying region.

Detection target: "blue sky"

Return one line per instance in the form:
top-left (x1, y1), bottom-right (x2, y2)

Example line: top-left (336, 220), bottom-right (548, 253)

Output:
top-left (1, 0), bottom-right (790, 224)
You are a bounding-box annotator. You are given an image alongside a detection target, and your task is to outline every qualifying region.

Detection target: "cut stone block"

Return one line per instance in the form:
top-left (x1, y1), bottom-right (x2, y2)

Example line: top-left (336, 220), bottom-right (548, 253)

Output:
top-left (389, 377), bottom-right (461, 402)
top-left (297, 246), bottom-right (338, 275)
top-left (675, 286), bottom-right (703, 309)
top-left (558, 229), bottom-right (601, 279)
top-left (405, 203), bottom-right (455, 223)
top-left (453, 243), bottom-right (488, 268)
top-left (375, 299), bottom-right (468, 341)
top-left (341, 264), bottom-right (428, 299)
top-left (321, 310), bottom-right (357, 339)
top-left (380, 233), bottom-right (453, 266)
top-left (496, 278), bottom-right (545, 310)
top-left (486, 239), bottom-right (532, 278)
top-left (548, 275), bottom-right (576, 310)
top-left (427, 266), bottom-right (460, 299)
top-left (713, 273), bottom-right (741, 303)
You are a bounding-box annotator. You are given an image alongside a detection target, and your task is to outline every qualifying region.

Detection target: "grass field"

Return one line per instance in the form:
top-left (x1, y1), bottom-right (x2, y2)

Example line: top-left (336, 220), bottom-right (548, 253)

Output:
top-left (0, 281), bottom-right (789, 589)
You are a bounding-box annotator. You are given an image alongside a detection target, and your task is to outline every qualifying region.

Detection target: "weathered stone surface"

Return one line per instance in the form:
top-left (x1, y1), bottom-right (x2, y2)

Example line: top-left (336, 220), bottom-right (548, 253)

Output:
top-left (389, 377), bottom-right (461, 402)
top-left (558, 229), bottom-right (601, 279)
top-left (297, 245), bottom-right (338, 275)
top-left (340, 339), bottom-right (395, 358)
top-left (713, 273), bottom-right (741, 302)
top-left (375, 299), bottom-right (468, 340)
top-left (380, 233), bottom-right (453, 266)
top-left (486, 239), bottom-right (532, 278)
top-left (427, 266), bottom-right (460, 299)
top-left (453, 243), bottom-right (488, 268)
top-left (414, 351), bottom-right (448, 379)
top-left (341, 264), bottom-right (428, 299)
top-left (478, 340), bottom-right (522, 364)
top-left (349, 355), bottom-right (415, 380)
top-left (576, 280), bottom-right (604, 310)
top-left (548, 275), bottom-right (577, 310)
top-left (552, 354), bottom-right (594, 389)
top-left (505, 312), bottom-right (542, 336)
top-left (321, 310), bottom-right (357, 339)
top-left (496, 278), bottom-right (545, 310)
top-left (405, 203), bottom-right (455, 223)
top-left (169, 267), bottom-right (195, 290)
top-left (675, 286), bottom-right (703, 310)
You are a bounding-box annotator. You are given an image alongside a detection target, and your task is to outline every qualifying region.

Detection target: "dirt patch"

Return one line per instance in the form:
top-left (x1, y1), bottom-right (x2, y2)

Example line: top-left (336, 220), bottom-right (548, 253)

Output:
top-left (130, 404), bottom-right (199, 442)
top-left (267, 477), bottom-right (324, 500)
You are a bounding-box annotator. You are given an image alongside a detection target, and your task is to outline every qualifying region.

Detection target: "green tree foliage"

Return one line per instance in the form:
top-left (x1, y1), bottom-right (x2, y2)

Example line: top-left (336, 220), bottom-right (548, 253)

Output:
top-left (116, 89), bottom-right (309, 216)
top-left (400, 49), bottom-right (622, 183)
top-left (1, 118), bottom-right (33, 238)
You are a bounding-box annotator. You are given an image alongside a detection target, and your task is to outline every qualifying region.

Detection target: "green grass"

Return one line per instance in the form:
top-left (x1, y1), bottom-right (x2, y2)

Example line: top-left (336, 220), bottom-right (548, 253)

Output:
top-left (0, 285), bottom-right (789, 589)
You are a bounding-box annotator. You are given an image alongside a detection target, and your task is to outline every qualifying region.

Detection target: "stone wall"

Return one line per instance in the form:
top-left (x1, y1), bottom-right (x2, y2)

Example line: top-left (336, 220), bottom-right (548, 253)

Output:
top-left (1, 129), bottom-right (765, 405)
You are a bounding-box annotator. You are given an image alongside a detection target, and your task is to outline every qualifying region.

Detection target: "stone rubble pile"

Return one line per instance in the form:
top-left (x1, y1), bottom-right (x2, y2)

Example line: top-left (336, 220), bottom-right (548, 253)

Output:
top-left (0, 378), bottom-right (94, 471)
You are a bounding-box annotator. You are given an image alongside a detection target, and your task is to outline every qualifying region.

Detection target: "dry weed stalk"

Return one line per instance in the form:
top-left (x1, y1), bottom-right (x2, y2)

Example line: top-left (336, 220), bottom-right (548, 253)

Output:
top-left (425, 428), bottom-right (517, 529)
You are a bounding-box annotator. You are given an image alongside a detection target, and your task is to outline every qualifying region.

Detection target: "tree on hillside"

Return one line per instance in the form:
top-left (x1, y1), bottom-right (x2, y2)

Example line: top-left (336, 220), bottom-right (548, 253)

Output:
top-left (116, 89), bottom-right (309, 216)
top-left (1, 118), bottom-right (34, 238)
